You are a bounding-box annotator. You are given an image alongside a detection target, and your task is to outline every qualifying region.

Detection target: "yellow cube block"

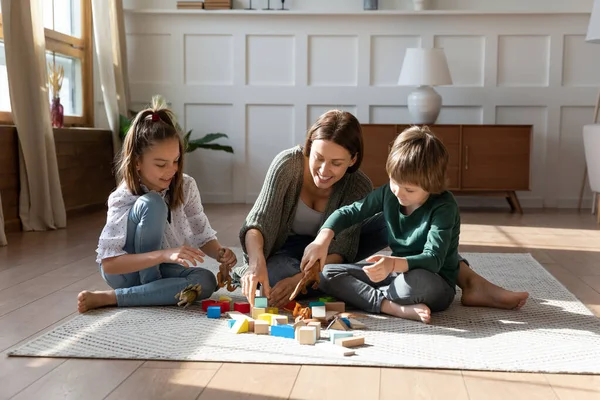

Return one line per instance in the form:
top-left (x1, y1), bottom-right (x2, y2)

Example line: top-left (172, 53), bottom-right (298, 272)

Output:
top-left (266, 307), bottom-right (279, 314)
top-left (258, 313), bottom-right (276, 325)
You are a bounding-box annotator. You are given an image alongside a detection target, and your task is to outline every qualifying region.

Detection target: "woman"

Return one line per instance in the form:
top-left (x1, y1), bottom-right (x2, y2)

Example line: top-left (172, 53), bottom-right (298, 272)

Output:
top-left (232, 110), bottom-right (528, 311)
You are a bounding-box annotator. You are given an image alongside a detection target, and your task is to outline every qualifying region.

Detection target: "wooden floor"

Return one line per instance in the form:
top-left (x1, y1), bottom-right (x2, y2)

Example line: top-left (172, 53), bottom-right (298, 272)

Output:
top-left (1, 205), bottom-right (600, 399)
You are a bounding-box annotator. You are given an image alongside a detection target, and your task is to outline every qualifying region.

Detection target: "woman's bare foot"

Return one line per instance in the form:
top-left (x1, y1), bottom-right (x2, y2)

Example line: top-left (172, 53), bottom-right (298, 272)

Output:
top-left (381, 300), bottom-right (431, 323)
top-left (77, 290), bottom-right (117, 313)
top-left (461, 276), bottom-right (529, 310)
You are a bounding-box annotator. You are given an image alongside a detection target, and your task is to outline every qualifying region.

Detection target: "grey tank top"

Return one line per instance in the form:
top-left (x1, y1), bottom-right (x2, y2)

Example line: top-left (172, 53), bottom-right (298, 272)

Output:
top-left (291, 199), bottom-right (324, 237)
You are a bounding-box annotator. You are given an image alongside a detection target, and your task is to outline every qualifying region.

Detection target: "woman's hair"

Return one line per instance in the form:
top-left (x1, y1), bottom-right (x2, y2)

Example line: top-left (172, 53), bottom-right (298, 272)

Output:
top-left (303, 110), bottom-right (363, 174)
top-left (386, 125), bottom-right (449, 194)
top-left (115, 96), bottom-right (185, 209)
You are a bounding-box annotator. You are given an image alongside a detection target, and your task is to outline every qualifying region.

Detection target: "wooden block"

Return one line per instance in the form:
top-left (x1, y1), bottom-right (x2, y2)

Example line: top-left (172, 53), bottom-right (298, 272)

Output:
top-left (272, 315), bottom-right (288, 325)
top-left (226, 311), bottom-right (254, 331)
top-left (319, 296), bottom-right (336, 302)
top-left (233, 302), bottom-right (251, 314)
top-left (258, 313), bottom-right (276, 325)
top-left (329, 331), bottom-right (353, 343)
top-left (230, 318), bottom-right (249, 334)
top-left (328, 318), bottom-right (350, 331)
top-left (215, 301), bottom-right (230, 313)
top-left (325, 310), bottom-right (339, 320)
top-left (219, 295), bottom-right (233, 311)
top-left (296, 326), bottom-right (317, 345)
top-left (207, 306), bottom-right (221, 318)
top-left (271, 324), bottom-right (295, 338)
top-left (293, 320), bottom-right (306, 331)
top-left (201, 299), bottom-right (218, 311)
top-left (325, 302), bottom-right (345, 313)
top-left (254, 320), bottom-right (270, 335)
top-left (348, 318), bottom-right (367, 329)
top-left (251, 307), bottom-right (266, 319)
top-left (309, 301), bottom-right (325, 307)
top-left (307, 321), bottom-right (321, 339)
top-left (266, 307), bottom-right (278, 314)
top-left (254, 296), bottom-right (268, 308)
top-left (312, 305), bottom-right (326, 318)
top-left (335, 336), bottom-right (365, 348)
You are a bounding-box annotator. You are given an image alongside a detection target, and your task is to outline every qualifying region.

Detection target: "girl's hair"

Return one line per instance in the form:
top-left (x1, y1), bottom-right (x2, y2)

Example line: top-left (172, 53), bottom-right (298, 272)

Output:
top-left (386, 125), bottom-right (449, 194)
top-left (115, 96), bottom-right (185, 209)
top-left (303, 110), bottom-right (363, 174)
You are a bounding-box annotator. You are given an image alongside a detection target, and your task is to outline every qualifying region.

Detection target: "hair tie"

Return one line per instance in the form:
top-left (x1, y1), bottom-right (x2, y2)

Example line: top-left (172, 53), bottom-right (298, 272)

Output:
top-left (151, 112), bottom-right (160, 122)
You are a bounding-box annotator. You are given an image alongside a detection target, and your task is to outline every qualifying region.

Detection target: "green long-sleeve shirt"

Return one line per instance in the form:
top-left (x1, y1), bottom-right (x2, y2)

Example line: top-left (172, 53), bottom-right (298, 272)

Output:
top-left (321, 184), bottom-right (461, 288)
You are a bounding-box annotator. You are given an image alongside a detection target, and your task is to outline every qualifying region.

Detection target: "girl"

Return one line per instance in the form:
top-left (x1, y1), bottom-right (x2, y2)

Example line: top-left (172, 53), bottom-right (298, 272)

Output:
top-left (78, 99), bottom-right (236, 313)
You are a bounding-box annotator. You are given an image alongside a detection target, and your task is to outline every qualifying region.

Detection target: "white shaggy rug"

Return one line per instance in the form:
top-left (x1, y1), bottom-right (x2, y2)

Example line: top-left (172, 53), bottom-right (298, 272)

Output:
top-left (8, 251), bottom-right (600, 374)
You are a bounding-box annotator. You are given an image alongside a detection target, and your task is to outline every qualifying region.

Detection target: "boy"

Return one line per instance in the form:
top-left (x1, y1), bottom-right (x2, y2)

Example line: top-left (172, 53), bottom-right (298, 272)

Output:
top-left (300, 126), bottom-right (459, 323)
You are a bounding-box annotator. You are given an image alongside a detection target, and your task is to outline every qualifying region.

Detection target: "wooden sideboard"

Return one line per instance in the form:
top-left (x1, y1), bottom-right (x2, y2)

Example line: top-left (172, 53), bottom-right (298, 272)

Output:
top-left (360, 124), bottom-right (532, 213)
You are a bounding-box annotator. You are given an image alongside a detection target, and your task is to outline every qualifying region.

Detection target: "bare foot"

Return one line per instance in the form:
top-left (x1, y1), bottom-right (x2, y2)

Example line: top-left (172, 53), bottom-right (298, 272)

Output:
top-left (381, 300), bottom-right (431, 324)
top-left (461, 276), bottom-right (529, 310)
top-left (77, 290), bottom-right (117, 313)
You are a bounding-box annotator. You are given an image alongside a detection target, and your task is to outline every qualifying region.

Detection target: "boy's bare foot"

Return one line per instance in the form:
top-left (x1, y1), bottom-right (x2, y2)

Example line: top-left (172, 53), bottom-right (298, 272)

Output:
top-left (461, 276), bottom-right (529, 310)
top-left (77, 290), bottom-right (117, 313)
top-left (381, 300), bottom-right (431, 324)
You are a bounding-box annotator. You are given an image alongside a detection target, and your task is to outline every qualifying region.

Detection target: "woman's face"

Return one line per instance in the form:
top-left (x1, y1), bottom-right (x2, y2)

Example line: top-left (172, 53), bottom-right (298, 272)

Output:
top-left (308, 139), bottom-right (356, 190)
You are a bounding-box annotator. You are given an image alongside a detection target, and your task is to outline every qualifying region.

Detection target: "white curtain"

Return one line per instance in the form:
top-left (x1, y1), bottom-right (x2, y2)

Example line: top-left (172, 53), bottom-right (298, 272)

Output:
top-left (1, 0), bottom-right (67, 232)
top-left (92, 0), bottom-right (130, 157)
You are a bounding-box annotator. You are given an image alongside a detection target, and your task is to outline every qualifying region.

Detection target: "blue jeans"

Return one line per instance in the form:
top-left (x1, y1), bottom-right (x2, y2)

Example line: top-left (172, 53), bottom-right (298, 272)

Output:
top-left (265, 213), bottom-right (389, 297)
top-left (100, 192), bottom-right (217, 307)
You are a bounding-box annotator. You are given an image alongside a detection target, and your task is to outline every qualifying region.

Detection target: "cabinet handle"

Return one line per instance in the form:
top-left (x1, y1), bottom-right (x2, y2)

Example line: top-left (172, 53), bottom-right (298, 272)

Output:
top-left (465, 145), bottom-right (469, 170)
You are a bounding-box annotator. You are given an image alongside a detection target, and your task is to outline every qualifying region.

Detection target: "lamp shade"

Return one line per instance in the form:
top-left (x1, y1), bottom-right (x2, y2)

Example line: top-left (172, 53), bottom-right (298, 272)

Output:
top-left (587, 0), bottom-right (600, 43)
top-left (398, 48), bottom-right (452, 86)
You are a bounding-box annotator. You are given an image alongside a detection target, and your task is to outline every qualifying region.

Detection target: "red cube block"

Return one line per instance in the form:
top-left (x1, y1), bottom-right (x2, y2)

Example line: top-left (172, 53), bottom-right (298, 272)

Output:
top-left (201, 299), bottom-right (218, 312)
top-left (215, 301), bottom-right (230, 313)
top-left (233, 302), bottom-right (251, 314)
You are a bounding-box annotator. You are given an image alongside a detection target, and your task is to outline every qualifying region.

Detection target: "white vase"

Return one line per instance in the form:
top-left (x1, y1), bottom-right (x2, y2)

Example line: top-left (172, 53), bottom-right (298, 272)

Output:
top-left (413, 0), bottom-right (428, 11)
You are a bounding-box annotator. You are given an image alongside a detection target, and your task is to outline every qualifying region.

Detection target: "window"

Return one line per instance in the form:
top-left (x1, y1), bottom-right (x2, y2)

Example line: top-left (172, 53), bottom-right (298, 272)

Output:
top-left (0, 0), bottom-right (93, 126)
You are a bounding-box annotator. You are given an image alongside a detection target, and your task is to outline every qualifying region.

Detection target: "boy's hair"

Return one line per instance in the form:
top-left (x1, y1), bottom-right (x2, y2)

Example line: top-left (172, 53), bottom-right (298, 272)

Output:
top-left (115, 96), bottom-right (185, 209)
top-left (386, 125), bottom-right (449, 194)
top-left (303, 110), bottom-right (363, 173)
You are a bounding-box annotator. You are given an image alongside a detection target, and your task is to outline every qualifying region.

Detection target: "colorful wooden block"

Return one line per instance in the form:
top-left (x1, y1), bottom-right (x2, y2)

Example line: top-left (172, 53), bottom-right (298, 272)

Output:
top-left (297, 326), bottom-right (317, 345)
top-left (252, 307), bottom-right (266, 319)
top-left (227, 311), bottom-right (255, 331)
top-left (272, 316), bottom-right (288, 325)
top-left (219, 295), bottom-right (234, 311)
top-left (312, 305), bottom-right (326, 319)
top-left (230, 318), bottom-right (249, 334)
top-left (213, 301), bottom-right (230, 314)
top-left (307, 321), bottom-right (321, 339)
top-left (325, 302), bottom-right (345, 313)
top-left (254, 320), bottom-right (270, 335)
top-left (227, 319), bottom-right (236, 328)
top-left (341, 317), bottom-right (351, 327)
top-left (201, 299), bottom-right (218, 312)
top-left (271, 324), bottom-right (295, 339)
top-left (207, 306), bottom-right (221, 318)
top-left (254, 296), bottom-right (268, 308)
top-left (348, 318), bottom-right (367, 329)
top-left (335, 336), bottom-right (365, 348)
top-left (329, 331), bottom-right (353, 343)
top-left (309, 301), bottom-right (325, 307)
top-left (266, 307), bottom-right (279, 314)
top-left (258, 313), bottom-right (277, 325)
top-left (329, 318), bottom-right (350, 331)
top-left (319, 296), bottom-right (336, 302)
top-left (233, 302), bottom-right (251, 314)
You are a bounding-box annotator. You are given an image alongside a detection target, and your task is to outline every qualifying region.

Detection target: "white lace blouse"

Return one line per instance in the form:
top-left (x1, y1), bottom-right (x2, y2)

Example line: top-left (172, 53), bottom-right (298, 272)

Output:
top-left (95, 174), bottom-right (217, 264)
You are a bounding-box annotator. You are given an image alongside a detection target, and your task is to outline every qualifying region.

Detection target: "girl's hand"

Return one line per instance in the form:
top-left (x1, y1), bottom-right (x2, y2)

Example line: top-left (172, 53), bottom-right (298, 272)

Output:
top-left (162, 246), bottom-right (205, 267)
top-left (363, 255), bottom-right (395, 283)
top-left (241, 255), bottom-right (270, 306)
top-left (300, 241), bottom-right (329, 277)
top-left (217, 247), bottom-right (237, 270)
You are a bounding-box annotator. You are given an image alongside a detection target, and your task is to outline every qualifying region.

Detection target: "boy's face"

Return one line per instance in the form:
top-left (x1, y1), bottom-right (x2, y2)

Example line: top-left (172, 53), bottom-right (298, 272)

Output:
top-left (389, 178), bottom-right (430, 208)
top-left (136, 138), bottom-right (180, 192)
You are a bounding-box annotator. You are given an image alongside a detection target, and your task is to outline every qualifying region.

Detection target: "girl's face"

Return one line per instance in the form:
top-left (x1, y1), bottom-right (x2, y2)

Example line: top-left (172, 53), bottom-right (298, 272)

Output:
top-left (389, 178), bottom-right (430, 208)
top-left (308, 139), bottom-right (356, 190)
top-left (136, 138), bottom-right (180, 192)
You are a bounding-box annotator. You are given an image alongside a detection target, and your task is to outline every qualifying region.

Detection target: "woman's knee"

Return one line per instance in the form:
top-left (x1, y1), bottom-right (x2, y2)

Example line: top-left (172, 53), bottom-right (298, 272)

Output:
top-left (188, 268), bottom-right (218, 299)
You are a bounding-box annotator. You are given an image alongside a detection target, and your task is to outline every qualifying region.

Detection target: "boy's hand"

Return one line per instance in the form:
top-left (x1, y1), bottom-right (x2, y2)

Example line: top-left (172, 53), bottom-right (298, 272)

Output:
top-left (363, 255), bottom-right (395, 283)
top-left (300, 241), bottom-right (328, 277)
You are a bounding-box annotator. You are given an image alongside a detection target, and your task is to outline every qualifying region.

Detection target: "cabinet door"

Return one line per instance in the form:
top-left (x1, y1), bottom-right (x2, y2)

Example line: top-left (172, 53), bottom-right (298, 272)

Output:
top-left (397, 125), bottom-right (460, 190)
top-left (461, 125), bottom-right (531, 191)
top-left (360, 124), bottom-right (398, 187)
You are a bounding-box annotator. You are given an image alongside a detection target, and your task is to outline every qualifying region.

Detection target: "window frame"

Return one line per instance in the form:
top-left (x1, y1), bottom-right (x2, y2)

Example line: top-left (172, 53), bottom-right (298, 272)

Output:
top-left (0, 0), bottom-right (94, 127)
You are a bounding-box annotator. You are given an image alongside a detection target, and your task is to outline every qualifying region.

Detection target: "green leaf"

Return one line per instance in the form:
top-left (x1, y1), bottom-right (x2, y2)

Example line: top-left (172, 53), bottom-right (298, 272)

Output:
top-left (186, 143), bottom-right (234, 153)
top-left (119, 114), bottom-right (132, 140)
top-left (187, 133), bottom-right (229, 145)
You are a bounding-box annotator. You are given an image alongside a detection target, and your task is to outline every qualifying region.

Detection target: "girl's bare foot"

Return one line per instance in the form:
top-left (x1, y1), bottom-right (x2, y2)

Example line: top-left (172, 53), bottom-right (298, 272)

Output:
top-left (77, 290), bottom-right (117, 313)
top-left (381, 300), bottom-right (431, 324)
top-left (461, 277), bottom-right (529, 310)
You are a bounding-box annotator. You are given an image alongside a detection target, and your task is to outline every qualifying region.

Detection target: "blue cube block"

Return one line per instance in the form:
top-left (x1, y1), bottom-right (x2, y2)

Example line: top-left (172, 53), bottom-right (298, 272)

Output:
top-left (207, 306), bottom-right (221, 318)
top-left (309, 301), bottom-right (325, 307)
top-left (227, 319), bottom-right (236, 328)
top-left (270, 324), bottom-right (295, 339)
top-left (254, 296), bottom-right (268, 308)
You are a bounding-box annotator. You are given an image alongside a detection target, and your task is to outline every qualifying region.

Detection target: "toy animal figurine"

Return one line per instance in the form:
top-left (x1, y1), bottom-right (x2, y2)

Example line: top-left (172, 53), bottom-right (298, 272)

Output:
top-left (292, 302), bottom-right (312, 321)
top-left (289, 261), bottom-right (321, 301)
top-left (175, 284), bottom-right (202, 308)
top-left (216, 248), bottom-right (237, 292)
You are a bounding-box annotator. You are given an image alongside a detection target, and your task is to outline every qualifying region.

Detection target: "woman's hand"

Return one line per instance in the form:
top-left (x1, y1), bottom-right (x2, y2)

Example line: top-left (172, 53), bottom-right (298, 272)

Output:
top-left (269, 274), bottom-right (302, 308)
top-left (161, 246), bottom-right (205, 267)
top-left (363, 255), bottom-right (395, 283)
top-left (241, 255), bottom-right (270, 306)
